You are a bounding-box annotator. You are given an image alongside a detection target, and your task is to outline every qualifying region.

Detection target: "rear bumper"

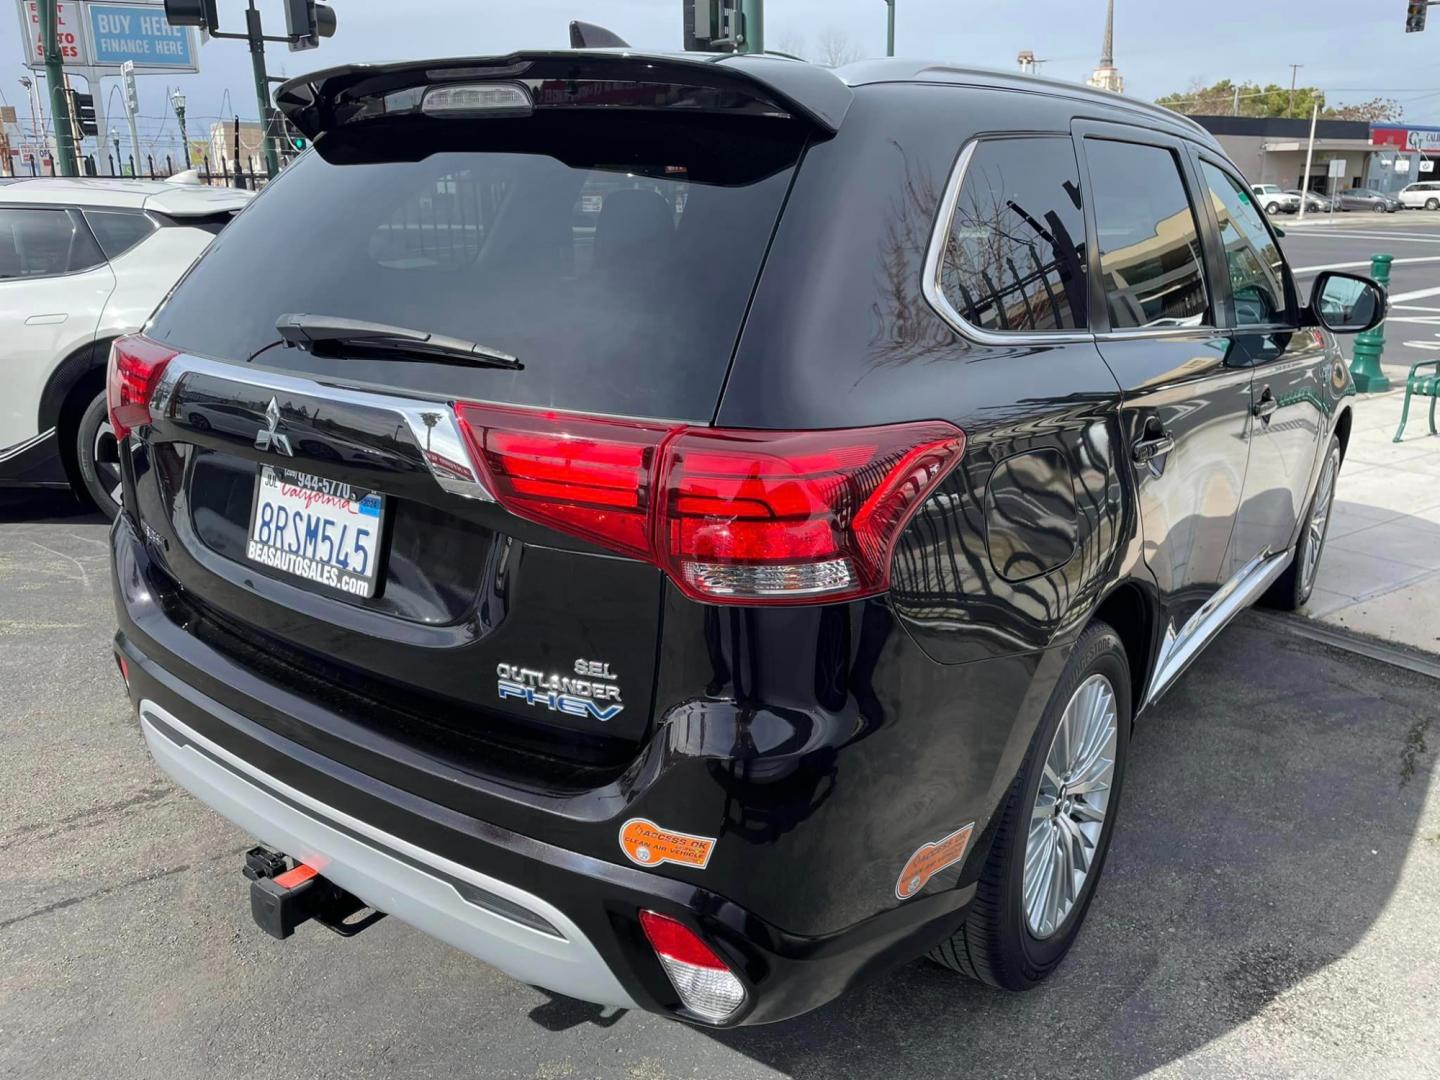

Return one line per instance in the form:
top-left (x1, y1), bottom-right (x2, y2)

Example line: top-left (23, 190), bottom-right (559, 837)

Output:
top-left (140, 697), bottom-right (638, 1008)
top-left (112, 513), bottom-right (994, 1024)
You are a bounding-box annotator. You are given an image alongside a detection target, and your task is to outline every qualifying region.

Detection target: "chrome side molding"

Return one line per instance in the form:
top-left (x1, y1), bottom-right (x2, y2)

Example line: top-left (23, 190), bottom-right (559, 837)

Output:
top-left (1145, 549), bottom-right (1293, 707)
top-left (149, 352), bottom-right (495, 503)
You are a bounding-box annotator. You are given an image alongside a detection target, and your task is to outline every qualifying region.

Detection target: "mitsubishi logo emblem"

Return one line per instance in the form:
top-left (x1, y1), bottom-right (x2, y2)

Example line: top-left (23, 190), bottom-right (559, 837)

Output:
top-left (254, 397), bottom-right (294, 456)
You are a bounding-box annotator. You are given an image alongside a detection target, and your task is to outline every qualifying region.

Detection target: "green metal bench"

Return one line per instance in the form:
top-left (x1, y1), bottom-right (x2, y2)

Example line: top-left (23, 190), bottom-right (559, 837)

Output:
top-left (1394, 359), bottom-right (1440, 442)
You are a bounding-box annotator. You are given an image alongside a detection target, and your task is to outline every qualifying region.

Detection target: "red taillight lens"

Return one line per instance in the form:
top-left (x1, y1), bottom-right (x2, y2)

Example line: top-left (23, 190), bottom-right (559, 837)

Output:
top-left (452, 403), bottom-right (964, 606)
top-left (106, 335), bottom-right (179, 441)
top-left (639, 909), bottom-right (746, 1021)
top-left (454, 403), bottom-right (671, 560)
top-left (656, 424), bottom-right (965, 603)
top-left (638, 910), bottom-right (728, 970)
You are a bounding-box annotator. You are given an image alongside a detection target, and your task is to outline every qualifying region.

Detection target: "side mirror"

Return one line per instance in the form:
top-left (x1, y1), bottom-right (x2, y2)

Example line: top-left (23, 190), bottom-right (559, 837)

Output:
top-left (1307, 271), bottom-right (1387, 334)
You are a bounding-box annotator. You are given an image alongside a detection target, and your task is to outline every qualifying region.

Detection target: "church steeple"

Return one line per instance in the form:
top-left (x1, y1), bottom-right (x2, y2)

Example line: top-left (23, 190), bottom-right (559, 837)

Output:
top-left (1087, 0), bottom-right (1125, 94)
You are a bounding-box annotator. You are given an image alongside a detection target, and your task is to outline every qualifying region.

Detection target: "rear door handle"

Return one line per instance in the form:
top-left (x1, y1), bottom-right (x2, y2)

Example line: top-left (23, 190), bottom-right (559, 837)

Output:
top-left (1132, 421), bottom-right (1176, 465)
top-left (1253, 388), bottom-right (1278, 422)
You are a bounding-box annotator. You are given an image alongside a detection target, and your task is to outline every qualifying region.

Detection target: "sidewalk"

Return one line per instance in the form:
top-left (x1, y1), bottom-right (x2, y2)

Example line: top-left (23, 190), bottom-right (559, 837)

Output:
top-left (1309, 360), bottom-right (1440, 653)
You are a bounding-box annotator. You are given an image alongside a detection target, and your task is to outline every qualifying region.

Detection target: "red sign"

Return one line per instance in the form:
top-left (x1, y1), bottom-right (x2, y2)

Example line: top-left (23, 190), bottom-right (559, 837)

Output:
top-left (22, 2), bottom-right (86, 65)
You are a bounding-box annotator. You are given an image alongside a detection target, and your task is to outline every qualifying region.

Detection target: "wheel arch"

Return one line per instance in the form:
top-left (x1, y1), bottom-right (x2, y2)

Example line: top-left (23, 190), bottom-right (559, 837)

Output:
top-left (1090, 580), bottom-right (1156, 722)
top-left (1334, 404), bottom-right (1353, 462)
top-left (38, 335), bottom-right (117, 488)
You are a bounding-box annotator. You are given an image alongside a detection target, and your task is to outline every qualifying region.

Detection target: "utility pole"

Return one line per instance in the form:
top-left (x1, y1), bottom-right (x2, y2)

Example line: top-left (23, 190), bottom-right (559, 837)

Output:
top-left (884, 0), bottom-right (895, 56)
top-left (739, 0), bottom-right (763, 53)
top-left (244, 3), bottom-right (279, 175)
top-left (1298, 101), bottom-right (1319, 222)
top-left (1232, 85), bottom-right (1241, 116)
top-left (37, 0), bottom-right (77, 175)
top-left (120, 62), bottom-right (142, 175)
top-left (1288, 63), bottom-right (1303, 118)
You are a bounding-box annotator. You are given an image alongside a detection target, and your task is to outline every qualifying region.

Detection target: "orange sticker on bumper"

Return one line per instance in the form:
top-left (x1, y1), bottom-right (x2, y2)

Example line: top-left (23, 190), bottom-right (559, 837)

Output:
top-left (895, 823), bottom-right (975, 900)
top-left (619, 818), bottom-right (716, 870)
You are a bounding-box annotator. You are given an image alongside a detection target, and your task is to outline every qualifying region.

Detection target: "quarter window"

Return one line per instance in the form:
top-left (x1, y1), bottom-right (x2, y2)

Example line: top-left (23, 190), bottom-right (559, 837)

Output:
top-left (1200, 162), bottom-right (1290, 327)
top-left (83, 210), bottom-right (156, 260)
top-left (938, 137), bottom-right (1089, 333)
top-left (1085, 139), bottom-right (1209, 330)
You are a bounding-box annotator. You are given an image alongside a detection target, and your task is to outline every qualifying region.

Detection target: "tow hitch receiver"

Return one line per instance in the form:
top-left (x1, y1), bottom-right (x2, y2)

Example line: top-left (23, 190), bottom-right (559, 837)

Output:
top-left (243, 846), bottom-right (385, 940)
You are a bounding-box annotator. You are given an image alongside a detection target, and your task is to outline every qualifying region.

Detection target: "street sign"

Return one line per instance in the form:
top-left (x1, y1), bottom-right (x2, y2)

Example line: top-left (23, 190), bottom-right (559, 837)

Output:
top-left (1424, 160), bottom-right (1436, 173)
top-left (15, 0), bottom-right (197, 72)
top-left (87, 2), bottom-right (195, 67)
top-left (1396, 158), bottom-right (1412, 174)
top-left (120, 59), bottom-right (138, 110)
top-left (1328, 158), bottom-right (1347, 178)
top-left (0, 105), bottom-right (16, 125)
top-left (18, 1), bottom-right (89, 65)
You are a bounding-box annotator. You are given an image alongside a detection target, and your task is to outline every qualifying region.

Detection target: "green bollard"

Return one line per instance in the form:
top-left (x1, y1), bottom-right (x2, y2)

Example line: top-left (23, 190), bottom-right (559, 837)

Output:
top-left (1350, 253), bottom-right (1393, 393)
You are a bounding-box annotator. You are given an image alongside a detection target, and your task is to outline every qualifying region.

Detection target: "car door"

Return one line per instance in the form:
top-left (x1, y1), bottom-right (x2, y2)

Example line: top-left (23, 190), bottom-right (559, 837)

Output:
top-left (1190, 153), bottom-right (1328, 577)
top-left (0, 206), bottom-right (114, 451)
top-left (1074, 122), bottom-right (1254, 637)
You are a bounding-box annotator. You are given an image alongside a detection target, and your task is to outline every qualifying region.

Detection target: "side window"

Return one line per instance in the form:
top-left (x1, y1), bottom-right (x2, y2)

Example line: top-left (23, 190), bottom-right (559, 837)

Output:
top-left (1085, 139), bottom-right (1209, 330)
top-left (0, 208), bottom-right (104, 279)
top-left (1199, 162), bottom-right (1290, 328)
top-left (83, 210), bottom-right (157, 260)
top-left (937, 136), bottom-right (1088, 333)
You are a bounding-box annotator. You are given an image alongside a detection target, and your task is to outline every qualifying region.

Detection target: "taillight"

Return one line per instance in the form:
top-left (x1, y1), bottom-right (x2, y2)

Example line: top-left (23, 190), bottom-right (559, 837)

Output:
top-left (106, 335), bottom-right (179, 441)
top-left (453, 404), bottom-right (964, 606)
top-left (638, 910), bottom-right (746, 1022)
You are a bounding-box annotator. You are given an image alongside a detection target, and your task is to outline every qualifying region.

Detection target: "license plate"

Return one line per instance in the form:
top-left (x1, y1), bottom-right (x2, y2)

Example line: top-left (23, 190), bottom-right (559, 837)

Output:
top-left (246, 466), bottom-right (384, 598)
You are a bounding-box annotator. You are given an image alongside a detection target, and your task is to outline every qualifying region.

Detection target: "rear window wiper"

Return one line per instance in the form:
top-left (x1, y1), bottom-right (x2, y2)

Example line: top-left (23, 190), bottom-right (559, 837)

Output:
top-left (276, 313), bottom-right (522, 370)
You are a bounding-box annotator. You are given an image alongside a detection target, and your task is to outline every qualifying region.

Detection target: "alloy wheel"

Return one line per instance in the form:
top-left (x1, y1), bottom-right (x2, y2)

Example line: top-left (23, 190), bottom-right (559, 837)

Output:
top-left (1300, 447), bottom-right (1340, 597)
top-left (1023, 673), bottom-right (1118, 940)
top-left (91, 419), bottom-right (123, 510)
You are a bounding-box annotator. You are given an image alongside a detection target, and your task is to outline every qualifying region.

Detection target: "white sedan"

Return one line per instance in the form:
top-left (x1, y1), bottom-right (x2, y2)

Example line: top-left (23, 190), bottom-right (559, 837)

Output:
top-left (0, 178), bottom-right (253, 518)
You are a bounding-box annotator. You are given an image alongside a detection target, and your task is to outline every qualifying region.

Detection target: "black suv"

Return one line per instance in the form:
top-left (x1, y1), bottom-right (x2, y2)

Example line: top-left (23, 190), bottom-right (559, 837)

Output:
top-left (108, 52), bottom-right (1384, 1026)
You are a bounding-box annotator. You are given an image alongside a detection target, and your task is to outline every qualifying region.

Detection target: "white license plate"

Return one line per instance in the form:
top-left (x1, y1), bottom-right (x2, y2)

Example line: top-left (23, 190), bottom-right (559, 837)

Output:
top-left (246, 466), bottom-right (384, 598)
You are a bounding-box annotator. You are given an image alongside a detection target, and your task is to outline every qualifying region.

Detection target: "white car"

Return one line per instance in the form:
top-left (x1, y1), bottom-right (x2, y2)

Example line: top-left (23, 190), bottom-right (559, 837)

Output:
top-left (1398, 180), bottom-right (1440, 210)
top-left (1250, 184), bottom-right (1301, 215)
top-left (0, 178), bottom-right (253, 518)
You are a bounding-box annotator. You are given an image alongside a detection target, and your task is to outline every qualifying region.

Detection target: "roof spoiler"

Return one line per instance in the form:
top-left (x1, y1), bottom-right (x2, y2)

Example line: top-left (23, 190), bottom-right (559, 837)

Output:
top-left (274, 50), bottom-right (852, 140)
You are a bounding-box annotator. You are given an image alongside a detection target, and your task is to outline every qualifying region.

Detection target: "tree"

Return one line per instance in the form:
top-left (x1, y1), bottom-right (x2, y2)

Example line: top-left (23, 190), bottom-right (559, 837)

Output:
top-left (773, 29), bottom-right (807, 60)
top-left (1154, 78), bottom-right (1403, 122)
top-left (816, 27), bottom-right (861, 68)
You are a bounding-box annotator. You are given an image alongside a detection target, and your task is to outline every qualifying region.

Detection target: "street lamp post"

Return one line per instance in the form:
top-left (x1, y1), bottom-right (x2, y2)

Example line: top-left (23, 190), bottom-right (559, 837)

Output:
top-left (171, 90), bottom-right (188, 169)
top-left (109, 126), bottom-right (120, 174)
top-left (884, 0), bottom-right (896, 56)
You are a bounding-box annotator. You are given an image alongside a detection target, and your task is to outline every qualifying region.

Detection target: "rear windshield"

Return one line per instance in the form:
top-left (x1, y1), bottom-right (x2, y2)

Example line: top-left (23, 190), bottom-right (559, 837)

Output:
top-left (148, 113), bottom-right (806, 422)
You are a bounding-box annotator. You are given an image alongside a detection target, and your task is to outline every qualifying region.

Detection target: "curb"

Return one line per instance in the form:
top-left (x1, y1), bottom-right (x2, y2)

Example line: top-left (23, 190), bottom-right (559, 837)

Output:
top-left (1248, 610), bottom-right (1440, 681)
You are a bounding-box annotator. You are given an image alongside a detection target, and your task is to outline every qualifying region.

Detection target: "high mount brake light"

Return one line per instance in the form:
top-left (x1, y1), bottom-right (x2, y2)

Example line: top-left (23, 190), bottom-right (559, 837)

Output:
top-left (107, 335), bottom-right (179, 441)
top-left (638, 910), bottom-right (746, 1022)
top-left (453, 403), bottom-right (964, 605)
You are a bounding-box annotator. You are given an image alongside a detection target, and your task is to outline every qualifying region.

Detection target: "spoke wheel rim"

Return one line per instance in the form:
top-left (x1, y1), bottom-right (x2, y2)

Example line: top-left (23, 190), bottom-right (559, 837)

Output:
top-left (91, 420), bottom-right (123, 508)
top-left (1023, 673), bottom-right (1118, 941)
top-left (1301, 448), bottom-right (1340, 596)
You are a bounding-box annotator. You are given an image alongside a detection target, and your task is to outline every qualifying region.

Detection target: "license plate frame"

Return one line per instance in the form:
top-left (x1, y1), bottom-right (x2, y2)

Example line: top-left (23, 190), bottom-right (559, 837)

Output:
top-left (245, 465), bottom-right (386, 599)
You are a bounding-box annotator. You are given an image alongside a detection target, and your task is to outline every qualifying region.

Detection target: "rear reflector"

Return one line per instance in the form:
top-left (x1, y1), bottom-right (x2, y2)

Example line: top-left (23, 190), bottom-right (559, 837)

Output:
top-left (454, 404), bottom-right (964, 605)
top-left (638, 910), bottom-right (746, 1022)
top-left (107, 335), bottom-right (179, 441)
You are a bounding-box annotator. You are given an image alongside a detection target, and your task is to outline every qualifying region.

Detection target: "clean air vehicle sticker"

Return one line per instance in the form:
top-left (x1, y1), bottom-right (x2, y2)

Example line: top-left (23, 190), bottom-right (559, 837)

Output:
top-left (895, 823), bottom-right (976, 900)
top-left (619, 818), bottom-right (717, 870)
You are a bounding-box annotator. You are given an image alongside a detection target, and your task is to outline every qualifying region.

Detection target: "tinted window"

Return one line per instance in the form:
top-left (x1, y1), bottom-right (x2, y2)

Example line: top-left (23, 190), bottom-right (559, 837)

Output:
top-left (1087, 139), bottom-right (1209, 329)
top-left (84, 210), bottom-right (156, 259)
top-left (938, 137), bottom-right (1088, 332)
top-left (0, 208), bottom-right (103, 279)
top-left (148, 114), bottom-right (802, 422)
top-left (1200, 163), bottom-right (1290, 327)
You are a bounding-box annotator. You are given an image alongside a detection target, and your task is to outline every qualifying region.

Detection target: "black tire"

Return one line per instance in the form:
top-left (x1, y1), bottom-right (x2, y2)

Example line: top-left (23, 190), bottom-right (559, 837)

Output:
top-left (1262, 434), bottom-right (1342, 612)
top-left (1374, 203), bottom-right (1388, 214)
top-left (1265, 202), bottom-right (1280, 216)
top-left (74, 391), bottom-right (123, 522)
top-left (1426, 198), bottom-right (1439, 211)
top-left (930, 621), bottom-right (1132, 990)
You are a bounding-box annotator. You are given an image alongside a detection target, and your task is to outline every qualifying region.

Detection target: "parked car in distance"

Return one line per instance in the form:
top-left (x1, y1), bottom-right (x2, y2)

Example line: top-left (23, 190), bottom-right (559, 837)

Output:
top-left (1398, 180), bottom-right (1440, 210)
top-left (1336, 187), bottom-right (1401, 213)
top-left (1286, 188), bottom-right (1333, 214)
top-left (1, 178), bottom-right (253, 517)
top-left (110, 52), bottom-right (1383, 1027)
top-left (1250, 183), bottom-right (1300, 214)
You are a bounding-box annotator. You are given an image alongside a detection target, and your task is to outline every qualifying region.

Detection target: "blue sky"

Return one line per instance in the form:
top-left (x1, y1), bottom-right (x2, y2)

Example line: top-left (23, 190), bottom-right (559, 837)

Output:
top-left (5, 0), bottom-right (1440, 161)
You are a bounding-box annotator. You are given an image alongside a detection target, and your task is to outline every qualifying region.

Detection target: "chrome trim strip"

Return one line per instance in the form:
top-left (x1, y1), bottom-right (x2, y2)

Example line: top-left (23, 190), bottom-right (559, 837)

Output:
top-left (148, 353), bottom-right (494, 502)
top-left (1144, 549), bottom-right (1293, 707)
top-left (921, 139), bottom-right (1094, 347)
top-left (0, 427), bottom-right (56, 462)
top-left (138, 698), bottom-right (639, 1008)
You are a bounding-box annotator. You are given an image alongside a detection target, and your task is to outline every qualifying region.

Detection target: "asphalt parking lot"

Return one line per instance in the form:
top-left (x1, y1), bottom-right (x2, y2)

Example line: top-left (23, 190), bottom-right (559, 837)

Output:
top-left (1, 489), bottom-right (1437, 1080)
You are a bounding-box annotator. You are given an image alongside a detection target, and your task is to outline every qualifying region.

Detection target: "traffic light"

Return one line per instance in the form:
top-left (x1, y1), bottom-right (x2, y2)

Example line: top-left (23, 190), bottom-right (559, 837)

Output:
top-left (684, 0), bottom-right (743, 52)
top-left (1408, 1), bottom-right (1429, 33)
top-left (284, 0), bottom-right (337, 51)
top-left (162, 0), bottom-right (218, 29)
top-left (68, 91), bottom-right (97, 138)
